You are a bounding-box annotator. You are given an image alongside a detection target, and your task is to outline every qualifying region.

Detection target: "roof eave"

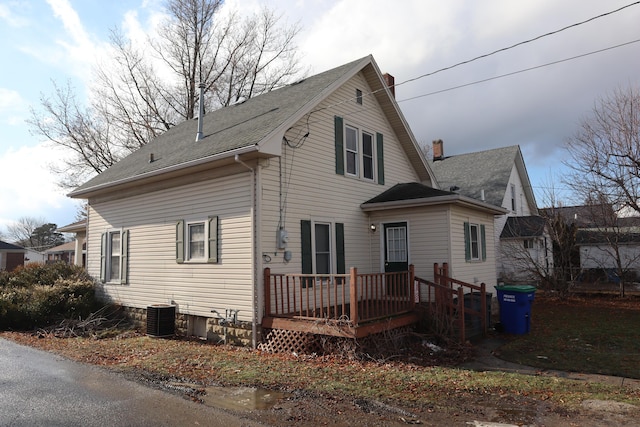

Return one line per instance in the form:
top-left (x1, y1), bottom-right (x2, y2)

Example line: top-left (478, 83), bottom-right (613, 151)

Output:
top-left (68, 144), bottom-right (259, 199)
top-left (361, 194), bottom-right (507, 214)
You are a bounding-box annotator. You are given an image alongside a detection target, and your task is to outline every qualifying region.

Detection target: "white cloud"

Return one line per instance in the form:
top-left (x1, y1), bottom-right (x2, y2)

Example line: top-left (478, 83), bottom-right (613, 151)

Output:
top-left (0, 88), bottom-right (27, 125)
top-left (0, 3), bottom-right (28, 27)
top-left (0, 144), bottom-right (77, 231)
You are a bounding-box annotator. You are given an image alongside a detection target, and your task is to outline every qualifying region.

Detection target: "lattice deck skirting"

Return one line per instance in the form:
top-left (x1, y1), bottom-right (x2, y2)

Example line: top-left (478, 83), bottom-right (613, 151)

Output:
top-left (258, 326), bottom-right (414, 356)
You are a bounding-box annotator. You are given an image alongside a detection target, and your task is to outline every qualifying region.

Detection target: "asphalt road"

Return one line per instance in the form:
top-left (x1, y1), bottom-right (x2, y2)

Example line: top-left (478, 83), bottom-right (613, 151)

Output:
top-left (0, 338), bottom-right (264, 427)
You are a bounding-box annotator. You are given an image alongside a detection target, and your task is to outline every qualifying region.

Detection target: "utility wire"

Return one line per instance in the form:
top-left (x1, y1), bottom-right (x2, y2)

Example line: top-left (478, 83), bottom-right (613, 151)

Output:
top-left (399, 38), bottom-right (640, 103)
top-left (396, 1), bottom-right (640, 89)
top-left (307, 1), bottom-right (640, 115)
top-left (289, 37), bottom-right (640, 135)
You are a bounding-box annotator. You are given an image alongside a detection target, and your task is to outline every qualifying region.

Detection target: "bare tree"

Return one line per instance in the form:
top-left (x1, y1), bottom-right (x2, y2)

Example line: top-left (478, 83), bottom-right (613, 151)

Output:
top-left (6, 217), bottom-right (47, 247)
top-left (29, 0), bottom-right (304, 188)
top-left (564, 85), bottom-right (640, 296)
top-left (565, 85), bottom-right (640, 215)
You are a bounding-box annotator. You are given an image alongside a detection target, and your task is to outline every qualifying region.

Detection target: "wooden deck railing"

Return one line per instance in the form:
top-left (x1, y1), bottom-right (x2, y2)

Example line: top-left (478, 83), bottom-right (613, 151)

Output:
top-left (264, 266), bottom-right (417, 326)
top-left (415, 263), bottom-right (488, 343)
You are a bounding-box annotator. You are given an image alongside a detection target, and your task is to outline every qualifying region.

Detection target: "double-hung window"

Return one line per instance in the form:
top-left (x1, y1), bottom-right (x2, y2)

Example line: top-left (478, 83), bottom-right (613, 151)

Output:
top-left (464, 222), bottom-right (486, 262)
top-left (362, 132), bottom-right (374, 180)
top-left (301, 220), bottom-right (345, 286)
top-left (314, 223), bottom-right (332, 275)
top-left (345, 126), bottom-right (359, 176)
top-left (344, 125), bottom-right (375, 181)
top-left (187, 222), bottom-right (206, 261)
top-left (334, 116), bottom-right (384, 184)
top-left (176, 217), bottom-right (219, 264)
top-left (101, 228), bottom-right (129, 284)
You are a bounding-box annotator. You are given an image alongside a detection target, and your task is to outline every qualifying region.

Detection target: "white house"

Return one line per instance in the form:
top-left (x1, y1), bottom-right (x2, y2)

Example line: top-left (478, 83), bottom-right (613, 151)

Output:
top-left (429, 142), bottom-right (552, 284)
top-left (69, 56), bottom-right (504, 347)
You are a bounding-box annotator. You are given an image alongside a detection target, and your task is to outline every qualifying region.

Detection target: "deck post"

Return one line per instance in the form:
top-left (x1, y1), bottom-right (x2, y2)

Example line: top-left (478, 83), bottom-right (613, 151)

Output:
top-left (433, 263), bottom-right (439, 285)
top-left (350, 267), bottom-right (358, 326)
top-left (457, 286), bottom-right (465, 343)
top-left (480, 282), bottom-right (487, 335)
top-left (263, 267), bottom-right (271, 317)
top-left (409, 264), bottom-right (416, 305)
top-left (442, 263), bottom-right (450, 288)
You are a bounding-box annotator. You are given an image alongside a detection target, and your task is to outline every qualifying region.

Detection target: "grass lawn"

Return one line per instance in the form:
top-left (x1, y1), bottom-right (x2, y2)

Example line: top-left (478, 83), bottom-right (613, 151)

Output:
top-left (498, 294), bottom-right (640, 379)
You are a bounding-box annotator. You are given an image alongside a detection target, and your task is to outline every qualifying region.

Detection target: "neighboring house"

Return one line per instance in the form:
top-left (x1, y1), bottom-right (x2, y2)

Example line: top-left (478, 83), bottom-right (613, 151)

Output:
top-left (68, 55), bottom-right (504, 347)
top-left (547, 205), bottom-right (640, 281)
top-left (45, 241), bottom-right (76, 264)
top-left (429, 141), bottom-right (552, 284)
top-left (57, 219), bottom-right (87, 267)
top-left (0, 240), bottom-right (26, 272)
top-left (24, 248), bottom-right (45, 265)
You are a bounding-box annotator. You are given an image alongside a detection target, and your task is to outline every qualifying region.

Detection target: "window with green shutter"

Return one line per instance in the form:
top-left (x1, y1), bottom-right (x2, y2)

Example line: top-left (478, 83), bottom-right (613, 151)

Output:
top-left (176, 217), bottom-right (219, 264)
top-left (100, 228), bottom-right (129, 284)
top-left (334, 115), bottom-right (384, 183)
top-left (300, 220), bottom-right (346, 287)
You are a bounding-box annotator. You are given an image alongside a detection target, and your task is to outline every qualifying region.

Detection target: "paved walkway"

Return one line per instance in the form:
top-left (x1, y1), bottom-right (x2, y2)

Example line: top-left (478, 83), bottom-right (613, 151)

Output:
top-left (461, 336), bottom-right (640, 390)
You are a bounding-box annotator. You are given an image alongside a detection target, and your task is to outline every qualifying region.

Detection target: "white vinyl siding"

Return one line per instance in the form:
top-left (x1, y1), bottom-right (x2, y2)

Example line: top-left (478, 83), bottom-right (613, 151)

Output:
top-left (259, 71), bottom-right (421, 278)
top-left (87, 173), bottom-right (253, 321)
top-left (450, 207), bottom-right (497, 294)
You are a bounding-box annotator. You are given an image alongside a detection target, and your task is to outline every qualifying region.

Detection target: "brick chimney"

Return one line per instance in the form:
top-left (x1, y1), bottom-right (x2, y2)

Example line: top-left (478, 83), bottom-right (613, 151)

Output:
top-left (432, 139), bottom-right (444, 161)
top-left (383, 73), bottom-right (395, 98)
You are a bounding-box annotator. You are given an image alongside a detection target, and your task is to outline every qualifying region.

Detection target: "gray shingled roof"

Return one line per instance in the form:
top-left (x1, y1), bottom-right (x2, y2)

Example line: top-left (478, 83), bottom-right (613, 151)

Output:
top-left (429, 145), bottom-right (520, 207)
top-left (500, 216), bottom-right (546, 238)
top-left (70, 57), bottom-right (369, 196)
top-left (0, 240), bottom-right (25, 251)
top-left (363, 182), bottom-right (454, 205)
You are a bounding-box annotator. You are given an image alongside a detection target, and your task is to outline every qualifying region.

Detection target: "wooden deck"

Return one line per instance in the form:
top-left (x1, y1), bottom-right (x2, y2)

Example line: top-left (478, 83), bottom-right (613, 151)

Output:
top-left (262, 266), bottom-right (419, 338)
top-left (262, 263), bottom-right (489, 343)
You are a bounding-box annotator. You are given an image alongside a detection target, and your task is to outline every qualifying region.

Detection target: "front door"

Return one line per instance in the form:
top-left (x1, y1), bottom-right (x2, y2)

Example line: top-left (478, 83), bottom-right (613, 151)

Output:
top-left (384, 222), bottom-right (408, 296)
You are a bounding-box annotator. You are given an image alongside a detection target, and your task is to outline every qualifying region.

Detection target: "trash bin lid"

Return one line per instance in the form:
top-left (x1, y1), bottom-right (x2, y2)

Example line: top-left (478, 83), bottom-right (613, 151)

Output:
top-left (495, 284), bottom-right (537, 293)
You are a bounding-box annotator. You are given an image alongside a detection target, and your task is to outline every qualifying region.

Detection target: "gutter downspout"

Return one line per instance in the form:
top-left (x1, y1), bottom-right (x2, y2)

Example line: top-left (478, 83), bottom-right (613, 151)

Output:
top-left (235, 154), bottom-right (258, 349)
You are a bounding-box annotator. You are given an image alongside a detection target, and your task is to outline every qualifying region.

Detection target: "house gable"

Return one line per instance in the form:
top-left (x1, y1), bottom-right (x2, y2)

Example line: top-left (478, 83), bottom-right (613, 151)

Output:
top-left (429, 144), bottom-right (537, 214)
top-left (70, 56), bottom-right (435, 201)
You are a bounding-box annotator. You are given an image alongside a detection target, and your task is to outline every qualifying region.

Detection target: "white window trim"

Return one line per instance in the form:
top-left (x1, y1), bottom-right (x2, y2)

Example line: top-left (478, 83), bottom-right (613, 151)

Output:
top-left (105, 228), bottom-right (123, 283)
top-left (344, 123), bottom-right (376, 182)
top-left (185, 220), bottom-right (209, 263)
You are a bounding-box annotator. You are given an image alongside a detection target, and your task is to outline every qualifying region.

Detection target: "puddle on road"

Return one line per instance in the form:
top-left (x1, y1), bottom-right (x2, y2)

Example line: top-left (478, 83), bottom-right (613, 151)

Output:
top-left (202, 386), bottom-right (289, 411)
top-left (171, 383), bottom-right (289, 411)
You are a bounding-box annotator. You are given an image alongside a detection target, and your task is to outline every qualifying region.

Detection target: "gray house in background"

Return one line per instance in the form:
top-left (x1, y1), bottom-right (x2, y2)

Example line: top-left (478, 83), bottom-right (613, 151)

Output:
top-left (429, 141), bottom-right (553, 284)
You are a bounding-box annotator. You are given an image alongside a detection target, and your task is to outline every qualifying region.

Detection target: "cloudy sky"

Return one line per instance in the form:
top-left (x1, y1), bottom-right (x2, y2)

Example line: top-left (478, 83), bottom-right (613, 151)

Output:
top-left (1, 0), bottom-right (640, 235)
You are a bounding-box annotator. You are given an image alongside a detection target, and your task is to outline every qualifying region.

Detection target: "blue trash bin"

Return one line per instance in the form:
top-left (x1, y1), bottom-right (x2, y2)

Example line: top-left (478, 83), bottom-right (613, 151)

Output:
top-left (495, 285), bottom-right (536, 334)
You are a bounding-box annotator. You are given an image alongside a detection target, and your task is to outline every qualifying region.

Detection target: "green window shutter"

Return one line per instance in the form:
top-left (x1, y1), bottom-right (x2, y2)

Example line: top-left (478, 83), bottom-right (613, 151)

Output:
top-left (335, 223), bottom-right (345, 275)
top-left (176, 220), bottom-right (185, 264)
top-left (464, 222), bottom-right (471, 261)
top-left (208, 216), bottom-right (219, 263)
top-left (301, 220), bottom-right (312, 274)
top-left (480, 224), bottom-right (487, 261)
top-left (376, 132), bottom-right (385, 185)
top-left (334, 116), bottom-right (344, 175)
top-left (100, 232), bottom-right (107, 283)
top-left (301, 220), bottom-right (312, 288)
top-left (120, 230), bottom-right (129, 284)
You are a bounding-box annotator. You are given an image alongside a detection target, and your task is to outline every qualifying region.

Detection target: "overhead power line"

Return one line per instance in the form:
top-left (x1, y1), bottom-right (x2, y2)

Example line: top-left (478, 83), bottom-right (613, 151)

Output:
top-left (307, 1), bottom-right (640, 117)
top-left (399, 38), bottom-right (640, 103)
top-left (396, 1), bottom-right (640, 89)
